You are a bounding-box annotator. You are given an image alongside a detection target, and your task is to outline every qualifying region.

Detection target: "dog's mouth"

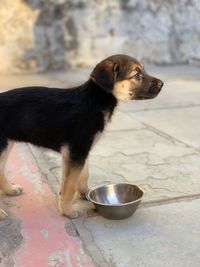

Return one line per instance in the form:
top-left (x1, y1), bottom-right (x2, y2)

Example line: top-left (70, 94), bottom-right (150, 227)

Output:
top-left (134, 79), bottom-right (163, 100)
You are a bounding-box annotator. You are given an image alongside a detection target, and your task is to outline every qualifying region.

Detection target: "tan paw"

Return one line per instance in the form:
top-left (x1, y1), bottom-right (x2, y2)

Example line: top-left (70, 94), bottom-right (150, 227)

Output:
top-left (0, 208), bottom-right (8, 219)
top-left (3, 184), bottom-right (23, 196)
top-left (58, 202), bottom-right (80, 219)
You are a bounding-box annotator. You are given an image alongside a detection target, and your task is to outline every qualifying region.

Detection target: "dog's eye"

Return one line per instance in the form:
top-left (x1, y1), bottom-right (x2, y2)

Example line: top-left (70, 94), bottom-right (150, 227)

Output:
top-left (133, 73), bottom-right (142, 80)
top-left (130, 73), bottom-right (142, 80)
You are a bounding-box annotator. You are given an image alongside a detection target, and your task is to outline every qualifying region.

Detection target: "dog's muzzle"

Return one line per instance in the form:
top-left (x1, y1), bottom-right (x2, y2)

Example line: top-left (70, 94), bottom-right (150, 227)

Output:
top-left (149, 79), bottom-right (163, 94)
top-left (147, 79), bottom-right (163, 98)
top-left (133, 78), bottom-right (163, 100)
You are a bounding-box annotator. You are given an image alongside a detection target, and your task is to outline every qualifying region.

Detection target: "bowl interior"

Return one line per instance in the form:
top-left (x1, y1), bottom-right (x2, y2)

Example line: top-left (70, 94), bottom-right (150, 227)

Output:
top-left (89, 183), bottom-right (143, 205)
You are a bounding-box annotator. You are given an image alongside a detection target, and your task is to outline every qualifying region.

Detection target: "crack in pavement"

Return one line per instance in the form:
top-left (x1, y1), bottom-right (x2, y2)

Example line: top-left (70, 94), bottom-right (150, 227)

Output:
top-left (139, 183), bottom-right (174, 193)
top-left (73, 216), bottom-right (115, 267)
top-left (121, 103), bottom-right (200, 113)
top-left (131, 117), bottom-right (200, 153)
top-left (91, 151), bottom-right (151, 159)
top-left (140, 194), bottom-right (200, 208)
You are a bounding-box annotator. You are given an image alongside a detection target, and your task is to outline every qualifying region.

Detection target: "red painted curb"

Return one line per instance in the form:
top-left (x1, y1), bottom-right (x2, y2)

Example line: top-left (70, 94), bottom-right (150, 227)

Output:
top-left (6, 144), bottom-right (94, 267)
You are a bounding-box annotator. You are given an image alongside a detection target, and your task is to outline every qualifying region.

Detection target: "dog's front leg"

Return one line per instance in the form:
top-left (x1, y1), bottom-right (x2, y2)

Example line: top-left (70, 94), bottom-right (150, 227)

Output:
top-left (58, 150), bottom-right (83, 218)
top-left (77, 159), bottom-right (89, 199)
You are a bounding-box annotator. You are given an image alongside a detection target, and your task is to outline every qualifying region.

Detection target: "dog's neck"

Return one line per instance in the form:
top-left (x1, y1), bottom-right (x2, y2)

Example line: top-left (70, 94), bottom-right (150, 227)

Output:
top-left (82, 79), bottom-right (118, 115)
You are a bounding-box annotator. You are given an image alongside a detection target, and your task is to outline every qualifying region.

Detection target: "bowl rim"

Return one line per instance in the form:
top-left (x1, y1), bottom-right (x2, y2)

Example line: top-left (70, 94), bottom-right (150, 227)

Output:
top-left (86, 183), bottom-right (144, 207)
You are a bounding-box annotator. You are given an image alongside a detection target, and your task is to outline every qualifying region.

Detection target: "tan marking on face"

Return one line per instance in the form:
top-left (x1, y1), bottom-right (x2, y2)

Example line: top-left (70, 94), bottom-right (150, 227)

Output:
top-left (113, 80), bottom-right (135, 101)
top-left (113, 62), bottom-right (144, 101)
top-left (128, 69), bottom-right (138, 78)
top-left (128, 63), bottom-right (143, 77)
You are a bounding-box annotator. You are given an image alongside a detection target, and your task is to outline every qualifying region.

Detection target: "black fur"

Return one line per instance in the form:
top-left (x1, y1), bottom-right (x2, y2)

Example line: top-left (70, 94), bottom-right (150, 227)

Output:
top-left (0, 79), bottom-right (117, 165)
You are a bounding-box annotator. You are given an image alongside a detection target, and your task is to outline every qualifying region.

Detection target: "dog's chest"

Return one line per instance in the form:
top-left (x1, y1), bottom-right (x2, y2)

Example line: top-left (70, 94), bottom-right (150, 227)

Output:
top-left (92, 111), bottom-right (112, 147)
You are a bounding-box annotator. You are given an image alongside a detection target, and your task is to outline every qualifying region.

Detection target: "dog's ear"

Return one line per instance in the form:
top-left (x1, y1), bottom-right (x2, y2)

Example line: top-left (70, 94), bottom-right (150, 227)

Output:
top-left (90, 60), bottom-right (119, 93)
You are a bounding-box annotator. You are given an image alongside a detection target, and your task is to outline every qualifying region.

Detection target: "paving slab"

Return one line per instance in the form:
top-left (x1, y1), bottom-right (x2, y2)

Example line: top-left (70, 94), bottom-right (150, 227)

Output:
top-left (90, 128), bottom-right (200, 203)
top-left (84, 199), bottom-right (200, 267)
top-left (106, 110), bottom-right (145, 132)
top-left (131, 107), bottom-right (200, 151)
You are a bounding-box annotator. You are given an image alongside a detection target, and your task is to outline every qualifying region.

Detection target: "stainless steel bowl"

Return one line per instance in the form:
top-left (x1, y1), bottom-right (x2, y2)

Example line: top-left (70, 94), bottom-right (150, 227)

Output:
top-left (87, 183), bottom-right (144, 220)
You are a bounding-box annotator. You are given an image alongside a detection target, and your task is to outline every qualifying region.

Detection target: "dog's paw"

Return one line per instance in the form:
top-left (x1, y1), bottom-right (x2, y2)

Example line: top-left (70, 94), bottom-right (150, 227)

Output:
top-left (58, 202), bottom-right (81, 219)
top-left (3, 184), bottom-right (23, 196)
top-left (0, 208), bottom-right (8, 219)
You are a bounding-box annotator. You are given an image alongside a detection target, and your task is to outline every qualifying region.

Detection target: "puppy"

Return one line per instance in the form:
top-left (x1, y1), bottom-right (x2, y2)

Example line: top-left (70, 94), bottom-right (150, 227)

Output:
top-left (0, 54), bottom-right (163, 219)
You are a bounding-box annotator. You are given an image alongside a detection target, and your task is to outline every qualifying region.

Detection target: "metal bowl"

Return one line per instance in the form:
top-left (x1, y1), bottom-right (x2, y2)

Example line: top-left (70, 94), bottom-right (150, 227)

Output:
top-left (87, 183), bottom-right (144, 220)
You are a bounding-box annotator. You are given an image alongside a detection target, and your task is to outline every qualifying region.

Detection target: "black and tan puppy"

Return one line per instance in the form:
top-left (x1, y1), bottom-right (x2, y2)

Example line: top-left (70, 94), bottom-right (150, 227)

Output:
top-left (0, 55), bottom-right (163, 219)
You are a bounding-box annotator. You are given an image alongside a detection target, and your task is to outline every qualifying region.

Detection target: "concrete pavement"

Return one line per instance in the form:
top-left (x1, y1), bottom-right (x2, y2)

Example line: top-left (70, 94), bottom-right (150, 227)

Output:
top-left (0, 65), bottom-right (200, 267)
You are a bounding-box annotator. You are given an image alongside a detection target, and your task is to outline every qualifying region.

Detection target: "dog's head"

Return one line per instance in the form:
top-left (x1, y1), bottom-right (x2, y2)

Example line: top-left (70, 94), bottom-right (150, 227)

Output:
top-left (90, 54), bottom-right (163, 101)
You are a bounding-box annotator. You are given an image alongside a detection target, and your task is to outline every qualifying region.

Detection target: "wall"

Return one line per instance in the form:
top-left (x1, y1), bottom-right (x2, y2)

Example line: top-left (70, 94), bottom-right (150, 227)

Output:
top-left (0, 0), bottom-right (200, 73)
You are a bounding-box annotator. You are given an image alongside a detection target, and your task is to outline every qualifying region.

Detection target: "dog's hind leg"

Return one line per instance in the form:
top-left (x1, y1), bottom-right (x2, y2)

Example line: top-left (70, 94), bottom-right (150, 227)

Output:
top-left (0, 138), bottom-right (22, 219)
top-left (0, 139), bottom-right (23, 196)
